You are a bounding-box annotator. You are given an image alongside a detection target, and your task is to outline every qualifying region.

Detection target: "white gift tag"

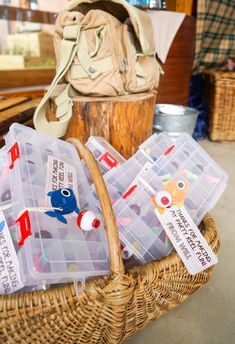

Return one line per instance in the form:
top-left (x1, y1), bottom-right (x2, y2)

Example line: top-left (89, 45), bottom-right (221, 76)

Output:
top-left (0, 212), bottom-right (24, 294)
top-left (155, 205), bottom-right (218, 275)
top-left (46, 156), bottom-right (79, 207)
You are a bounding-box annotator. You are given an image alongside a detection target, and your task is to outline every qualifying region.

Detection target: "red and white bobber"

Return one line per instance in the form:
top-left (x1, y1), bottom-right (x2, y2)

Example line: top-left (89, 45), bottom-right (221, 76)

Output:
top-left (77, 210), bottom-right (101, 231)
top-left (155, 190), bottom-right (172, 208)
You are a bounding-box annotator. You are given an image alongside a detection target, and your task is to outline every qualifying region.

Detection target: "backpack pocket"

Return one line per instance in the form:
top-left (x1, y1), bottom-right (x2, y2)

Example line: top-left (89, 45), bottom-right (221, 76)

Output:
top-left (122, 24), bottom-right (161, 93)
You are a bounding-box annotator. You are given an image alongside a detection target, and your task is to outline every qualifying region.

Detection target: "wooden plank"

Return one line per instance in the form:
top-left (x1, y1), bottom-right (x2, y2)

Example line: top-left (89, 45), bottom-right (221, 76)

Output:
top-left (0, 99), bottom-right (39, 135)
top-left (167, 0), bottom-right (177, 11)
top-left (167, 0), bottom-right (194, 15)
top-left (0, 86), bottom-right (46, 99)
top-left (0, 5), bottom-right (56, 24)
top-left (176, 0), bottom-right (194, 15)
top-left (0, 99), bottom-right (39, 121)
top-left (0, 97), bottom-right (29, 111)
top-left (0, 68), bottom-right (55, 88)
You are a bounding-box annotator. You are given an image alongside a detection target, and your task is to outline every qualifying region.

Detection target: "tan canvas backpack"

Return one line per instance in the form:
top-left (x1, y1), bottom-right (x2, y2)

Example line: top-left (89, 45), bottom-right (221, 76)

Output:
top-left (33, 0), bottom-right (162, 138)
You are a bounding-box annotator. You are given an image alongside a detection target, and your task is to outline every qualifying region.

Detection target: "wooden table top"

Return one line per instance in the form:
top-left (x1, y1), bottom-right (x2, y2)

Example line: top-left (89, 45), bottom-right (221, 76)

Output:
top-left (0, 96), bottom-right (40, 148)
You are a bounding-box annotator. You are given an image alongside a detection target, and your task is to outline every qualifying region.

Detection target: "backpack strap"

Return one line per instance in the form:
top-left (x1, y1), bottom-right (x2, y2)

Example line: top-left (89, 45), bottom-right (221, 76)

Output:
top-left (33, 25), bottom-right (81, 137)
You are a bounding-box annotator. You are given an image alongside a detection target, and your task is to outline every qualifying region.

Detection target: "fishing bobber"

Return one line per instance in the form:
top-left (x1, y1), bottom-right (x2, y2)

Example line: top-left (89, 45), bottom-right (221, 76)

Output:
top-left (77, 210), bottom-right (101, 231)
top-left (155, 190), bottom-right (172, 208)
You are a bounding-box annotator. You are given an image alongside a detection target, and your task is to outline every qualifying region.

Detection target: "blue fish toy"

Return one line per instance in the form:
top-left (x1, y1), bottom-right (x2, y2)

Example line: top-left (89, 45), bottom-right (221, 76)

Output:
top-left (46, 188), bottom-right (80, 224)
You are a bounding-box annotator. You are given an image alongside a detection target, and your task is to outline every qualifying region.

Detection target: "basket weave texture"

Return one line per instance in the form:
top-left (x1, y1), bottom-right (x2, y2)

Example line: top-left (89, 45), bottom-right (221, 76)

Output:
top-left (203, 69), bottom-right (235, 141)
top-left (0, 139), bottom-right (220, 344)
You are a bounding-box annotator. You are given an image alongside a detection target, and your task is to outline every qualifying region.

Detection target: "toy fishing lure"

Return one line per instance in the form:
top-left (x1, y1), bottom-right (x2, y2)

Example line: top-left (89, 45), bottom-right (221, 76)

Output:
top-left (153, 180), bottom-right (189, 214)
top-left (46, 188), bottom-right (80, 224)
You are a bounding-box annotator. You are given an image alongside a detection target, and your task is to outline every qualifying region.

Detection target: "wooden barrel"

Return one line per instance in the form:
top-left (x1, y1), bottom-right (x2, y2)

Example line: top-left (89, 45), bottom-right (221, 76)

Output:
top-left (48, 92), bottom-right (156, 158)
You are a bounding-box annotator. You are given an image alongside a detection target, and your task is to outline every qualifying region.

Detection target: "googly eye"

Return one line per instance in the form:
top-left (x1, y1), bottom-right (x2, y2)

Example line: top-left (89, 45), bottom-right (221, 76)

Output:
top-left (61, 189), bottom-right (71, 197)
top-left (155, 191), bottom-right (172, 208)
top-left (177, 181), bottom-right (185, 190)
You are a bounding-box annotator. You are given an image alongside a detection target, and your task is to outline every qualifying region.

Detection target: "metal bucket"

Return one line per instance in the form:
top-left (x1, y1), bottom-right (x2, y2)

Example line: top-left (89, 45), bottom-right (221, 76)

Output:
top-left (153, 104), bottom-right (199, 140)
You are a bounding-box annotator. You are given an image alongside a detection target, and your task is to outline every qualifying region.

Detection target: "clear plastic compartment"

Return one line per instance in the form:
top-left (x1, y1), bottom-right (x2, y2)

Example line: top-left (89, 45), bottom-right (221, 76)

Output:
top-left (169, 134), bottom-right (228, 223)
top-left (113, 187), bottom-right (174, 263)
top-left (114, 133), bottom-right (227, 264)
top-left (4, 124), bottom-right (110, 287)
top-left (85, 136), bottom-right (126, 181)
top-left (139, 133), bottom-right (173, 162)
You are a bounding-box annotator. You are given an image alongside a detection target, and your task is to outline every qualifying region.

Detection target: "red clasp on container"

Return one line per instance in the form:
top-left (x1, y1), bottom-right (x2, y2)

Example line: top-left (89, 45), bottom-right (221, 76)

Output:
top-left (8, 142), bottom-right (20, 170)
top-left (99, 152), bottom-right (118, 170)
top-left (16, 210), bottom-right (32, 246)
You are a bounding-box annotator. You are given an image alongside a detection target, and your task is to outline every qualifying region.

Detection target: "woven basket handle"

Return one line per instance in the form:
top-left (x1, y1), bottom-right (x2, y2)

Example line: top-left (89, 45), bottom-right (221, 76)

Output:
top-left (67, 138), bottom-right (125, 276)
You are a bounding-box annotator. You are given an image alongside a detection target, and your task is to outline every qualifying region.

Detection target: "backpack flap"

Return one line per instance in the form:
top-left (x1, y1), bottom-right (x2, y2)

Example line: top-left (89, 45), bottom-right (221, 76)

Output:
top-left (65, 0), bottom-right (156, 54)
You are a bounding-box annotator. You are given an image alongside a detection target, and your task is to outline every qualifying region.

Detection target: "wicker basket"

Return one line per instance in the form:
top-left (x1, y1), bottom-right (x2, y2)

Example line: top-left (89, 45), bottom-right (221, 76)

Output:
top-left (203, 69), bottom-right (235, 141)
top-left (0, 139), bottom-right (220, 344)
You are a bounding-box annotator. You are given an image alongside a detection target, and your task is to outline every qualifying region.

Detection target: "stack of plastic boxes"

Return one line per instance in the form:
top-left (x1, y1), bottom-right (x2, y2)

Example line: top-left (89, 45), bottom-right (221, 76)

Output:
top-left (0, 126), bottom-right (227, 292)
top-left (113, 134), bottom-right (227, 264)
top-left (3, 124), bottom-right (110, 290)
top-left (86, 134), bottom-right (228, 265)
top-left (86, 134), bottom-right (174, 262)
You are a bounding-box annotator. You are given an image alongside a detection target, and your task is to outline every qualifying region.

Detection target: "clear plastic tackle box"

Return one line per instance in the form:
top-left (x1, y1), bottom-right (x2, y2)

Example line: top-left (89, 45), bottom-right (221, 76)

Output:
top-left (113, 133), bottom-right (228, 263)
top-left (87, 134), bottom-right (174, 262)
top-left (4, 124), bottom-right (110, 287)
